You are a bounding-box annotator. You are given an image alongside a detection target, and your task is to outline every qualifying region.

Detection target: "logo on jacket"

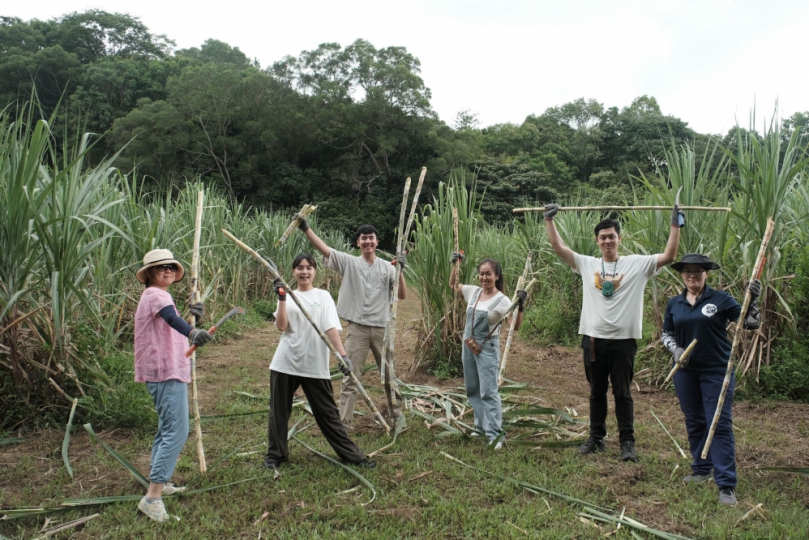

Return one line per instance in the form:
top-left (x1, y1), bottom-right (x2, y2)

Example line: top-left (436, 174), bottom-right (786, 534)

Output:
top-left (701, 304), bottom-right (717, 317)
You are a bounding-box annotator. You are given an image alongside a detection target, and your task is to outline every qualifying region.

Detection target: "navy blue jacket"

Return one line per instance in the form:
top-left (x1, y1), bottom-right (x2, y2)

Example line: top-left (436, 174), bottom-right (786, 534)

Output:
top-left (663, 285), bottom-right (742, 374)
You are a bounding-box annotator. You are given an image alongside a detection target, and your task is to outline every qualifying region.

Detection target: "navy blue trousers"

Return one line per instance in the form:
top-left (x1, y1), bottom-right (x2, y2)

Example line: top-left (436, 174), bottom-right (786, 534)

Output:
top-left (673, 370), bottom-right (736, 489)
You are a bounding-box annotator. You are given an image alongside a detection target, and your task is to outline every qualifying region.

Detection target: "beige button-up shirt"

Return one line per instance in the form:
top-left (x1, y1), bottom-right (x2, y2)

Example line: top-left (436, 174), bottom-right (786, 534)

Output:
top-left (325, 249), bottom-right (395, 328)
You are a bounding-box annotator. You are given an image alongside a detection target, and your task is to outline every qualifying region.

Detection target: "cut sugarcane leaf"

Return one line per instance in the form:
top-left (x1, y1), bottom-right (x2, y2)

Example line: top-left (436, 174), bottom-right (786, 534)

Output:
top-left (186, 439), bottom-right (255, 488)
top-left (62, 398), bottom-right (78, 479)
top-left (502, 407), bottom-right (577, 423)
top-left (762, 467), bottom-right (809, 475)
top-left (0, 438), bottom-right (23, 446)
top-left (83, 423), bottom-right (149, 488)
top-left (293, 436), bottom-right (376, 505)
top-left (199, 409), bottom-right (268, 421)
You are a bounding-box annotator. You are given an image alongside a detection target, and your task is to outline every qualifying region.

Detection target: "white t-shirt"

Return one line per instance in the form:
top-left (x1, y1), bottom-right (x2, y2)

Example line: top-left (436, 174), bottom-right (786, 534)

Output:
top-left (572, 253), bottom-right (659, 340)
top-left (270, 288), bottom-right (341, 379)
top-left (461, 285), bottom-right (511, 335)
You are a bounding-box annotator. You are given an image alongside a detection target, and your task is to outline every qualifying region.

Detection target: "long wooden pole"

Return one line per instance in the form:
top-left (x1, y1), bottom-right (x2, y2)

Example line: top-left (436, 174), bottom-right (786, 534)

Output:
top-left (380, 176), bottom-right (411, 415)
top-left (702, 217), bottom-right (774, 459)
top-left (189, 190), bottom-right (207, 473)
top-left (222, 229), bottom-right (391, 434)
top-left (498, 251), bottom-right (533, 386)
top-left (513, 205), bottom-right (732, 214)
top-left (661, 338), bottom-right (698, 387)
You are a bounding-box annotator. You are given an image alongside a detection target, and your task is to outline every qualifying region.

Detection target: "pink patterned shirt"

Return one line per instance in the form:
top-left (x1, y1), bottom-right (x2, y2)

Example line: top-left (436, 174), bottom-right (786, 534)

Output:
top-left (134, 287), bottom-right (191, 383)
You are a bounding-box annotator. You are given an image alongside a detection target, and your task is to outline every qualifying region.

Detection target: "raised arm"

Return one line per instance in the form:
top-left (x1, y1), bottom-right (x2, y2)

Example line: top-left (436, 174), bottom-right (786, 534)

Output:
top-left (656, 203), bottom-right (684, 269)
top-left (543, 205), bottom-right (576, 270)
top-left (273, 279), bottom-right (289, 331)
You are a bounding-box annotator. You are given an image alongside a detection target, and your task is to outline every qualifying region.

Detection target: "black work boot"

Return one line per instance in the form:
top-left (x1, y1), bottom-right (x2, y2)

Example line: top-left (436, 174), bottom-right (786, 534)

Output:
top-left (578, 437), bottom-right (606, 455)
top-left (620, 440), bottom-right (638, 462)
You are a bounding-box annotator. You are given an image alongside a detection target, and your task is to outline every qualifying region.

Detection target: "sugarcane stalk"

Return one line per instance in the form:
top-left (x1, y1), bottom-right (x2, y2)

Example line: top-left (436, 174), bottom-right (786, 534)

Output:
top-left (189, 190), bottom-right (207, 473)
top-left (452, 207), bottom-right (461, 336)
top-left (222, 229), bottom-right (391, 434)
top-left (661, 339), bottom-right (698, 387)
top-left (513, 205), bottom-right (732, 214)
top-left (380, 177), bottom-right (411, 415)
top-left (498, 251), bottom-right (533, 385)
top-left (275, 204), bottom-right (318, 246)
top-left (702, 217), bottom-right (774, 459)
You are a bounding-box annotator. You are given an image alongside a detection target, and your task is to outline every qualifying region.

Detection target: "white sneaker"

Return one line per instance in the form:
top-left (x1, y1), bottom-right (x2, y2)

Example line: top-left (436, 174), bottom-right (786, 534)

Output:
top-left (494, 440), bottom-right (504, 450)
top-left (469, 431), bottom-right (482, 437)
top-left (162, 483), bottom-right (187, 496)
top-left (138, 496), bottom-right (169, 522)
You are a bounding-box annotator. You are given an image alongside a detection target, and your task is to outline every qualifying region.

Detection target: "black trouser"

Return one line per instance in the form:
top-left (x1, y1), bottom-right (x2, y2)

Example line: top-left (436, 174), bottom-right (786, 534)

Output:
top-left (582, 336), bottom-right (637, 443)
top-left (266, 370), bottom-right (364, 464)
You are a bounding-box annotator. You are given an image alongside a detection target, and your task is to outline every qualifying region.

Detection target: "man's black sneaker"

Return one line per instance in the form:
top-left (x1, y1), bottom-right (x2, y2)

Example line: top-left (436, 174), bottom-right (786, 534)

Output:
top-left (342, 457), bottom-right (376, 469)
top-left (263, 458), bottom-right (282, 470)
top-left (718, 488), bottom-right (737, 506)
top-left (578, 437), bottom-right (605, 455)
top-left (620, 441), bottom-right (638, 462)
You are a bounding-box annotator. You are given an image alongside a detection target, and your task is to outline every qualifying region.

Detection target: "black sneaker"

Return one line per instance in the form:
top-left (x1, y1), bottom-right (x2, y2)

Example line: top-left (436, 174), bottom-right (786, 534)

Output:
top-left (342, 458), bottom-right (376, 469)
top-left (578, 437), bottom-right (605, 455)
top-left (620, 441), bottom-right (638, 462)
top-left (263, 458), bottom-right (282, 470)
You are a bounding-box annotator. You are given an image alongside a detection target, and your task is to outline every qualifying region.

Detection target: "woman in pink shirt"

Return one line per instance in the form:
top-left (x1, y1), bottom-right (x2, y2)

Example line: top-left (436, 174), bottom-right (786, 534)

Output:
top-left (133, 249), bottom-right (213, 522)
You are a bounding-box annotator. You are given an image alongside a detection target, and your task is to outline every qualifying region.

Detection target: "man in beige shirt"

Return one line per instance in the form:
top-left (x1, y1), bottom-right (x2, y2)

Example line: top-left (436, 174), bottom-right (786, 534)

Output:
top-left (295, 217), bottom-right (407, 428)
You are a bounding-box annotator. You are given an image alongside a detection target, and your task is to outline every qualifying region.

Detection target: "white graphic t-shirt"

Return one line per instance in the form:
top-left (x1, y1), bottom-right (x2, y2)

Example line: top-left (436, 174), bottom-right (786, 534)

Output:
top-left (271, 288), bottom-right (341, 379)
top-left (572, 253), bottom-right (659, 340)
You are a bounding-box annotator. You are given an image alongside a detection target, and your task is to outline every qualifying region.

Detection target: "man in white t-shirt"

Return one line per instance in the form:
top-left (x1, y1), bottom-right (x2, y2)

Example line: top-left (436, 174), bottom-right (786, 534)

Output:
top-left (544, 205), bottom-right (683, 461)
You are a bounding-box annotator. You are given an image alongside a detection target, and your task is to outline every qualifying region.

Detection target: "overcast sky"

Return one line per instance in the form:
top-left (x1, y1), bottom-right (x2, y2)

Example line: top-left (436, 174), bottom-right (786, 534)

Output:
top-left (7, 0), bottom-right (809, 135)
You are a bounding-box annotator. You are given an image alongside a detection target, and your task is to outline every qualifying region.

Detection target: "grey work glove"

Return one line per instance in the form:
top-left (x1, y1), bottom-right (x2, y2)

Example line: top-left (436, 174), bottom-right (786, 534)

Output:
top-left (395, 252), bottom-right (407, 270)
top-left (543, 203), bottom-right (559, 220)
top-left (339, 355), bottom-right (353, 377)
top-left (188, 302), bottom-right (204, 321)
top-left (673, 346), bottom-right (686, 366)
top-left (189, 328), bottom-right (214, 347)
top-left (273, 277), bottom-right (286, 301)
top-left (516, 289), bottom-right (528, 312)
top-left (671, 204), bottom-right (685, 228)
top-left (293, 212), bottom-right (310, 232)
top-left (450, 252), bottom-right (465, 265)
top-left (746, 279), bottom-right (762, 303)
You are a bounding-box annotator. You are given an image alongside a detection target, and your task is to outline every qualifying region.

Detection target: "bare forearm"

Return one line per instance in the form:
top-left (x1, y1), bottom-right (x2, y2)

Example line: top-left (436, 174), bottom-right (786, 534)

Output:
top-left (275, 301), bottom-right (288, 331)
top-left (304, 229), bottom-right (331, 259)
top-left (657, 225), bottom-right (680, 268)
top-left (325, 328), bottom-right (346, 356)
top-left (449, 265), bottom-right (463, 293)
top-left (545, 219), bottom-right (576, 269)
top-left (398, 271), bottom-right (407, 299)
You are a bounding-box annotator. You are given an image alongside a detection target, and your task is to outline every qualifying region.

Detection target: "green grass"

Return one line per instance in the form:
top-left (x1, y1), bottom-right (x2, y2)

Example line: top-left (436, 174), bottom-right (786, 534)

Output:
top-left (1, 325), bottom-right (808, 539)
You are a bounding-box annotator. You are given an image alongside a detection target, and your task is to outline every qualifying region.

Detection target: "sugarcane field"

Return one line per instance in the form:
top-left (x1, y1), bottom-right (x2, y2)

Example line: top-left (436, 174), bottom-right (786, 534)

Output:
top-left (3, 7), bottom-right (809, 539)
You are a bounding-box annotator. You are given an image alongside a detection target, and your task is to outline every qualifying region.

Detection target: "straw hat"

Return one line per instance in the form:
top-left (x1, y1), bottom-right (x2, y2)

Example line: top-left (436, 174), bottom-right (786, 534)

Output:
top-left (670, 253), bottom-right (721, 272)
top-left (136, 249), bottom-right (185, 284)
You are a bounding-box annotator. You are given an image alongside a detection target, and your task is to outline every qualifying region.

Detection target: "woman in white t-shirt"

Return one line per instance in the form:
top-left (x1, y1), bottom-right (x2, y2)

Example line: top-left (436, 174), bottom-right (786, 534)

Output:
top-left (449, 255), bottom-right (526, 448)
top-left (263, 254), bottom-right (374, 470)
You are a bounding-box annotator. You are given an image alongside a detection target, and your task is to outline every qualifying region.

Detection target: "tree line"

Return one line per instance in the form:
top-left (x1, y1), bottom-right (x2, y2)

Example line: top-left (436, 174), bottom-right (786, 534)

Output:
top-left (3, 10), bottom-right (808, 244)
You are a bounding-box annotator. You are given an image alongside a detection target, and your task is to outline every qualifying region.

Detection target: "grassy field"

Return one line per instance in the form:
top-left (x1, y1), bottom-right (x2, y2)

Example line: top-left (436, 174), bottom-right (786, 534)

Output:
top-left (1, 297), bottom-right (808, 539)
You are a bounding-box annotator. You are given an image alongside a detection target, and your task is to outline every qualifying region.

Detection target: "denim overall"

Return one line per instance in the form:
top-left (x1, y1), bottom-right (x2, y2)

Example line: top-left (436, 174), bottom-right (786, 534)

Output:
top-left (462, 288), bottom-right (505, 441)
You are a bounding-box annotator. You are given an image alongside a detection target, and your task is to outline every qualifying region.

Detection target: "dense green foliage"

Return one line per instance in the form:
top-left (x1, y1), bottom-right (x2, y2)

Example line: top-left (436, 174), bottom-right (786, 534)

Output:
top-left (5, 11), bottom-right (809, 243)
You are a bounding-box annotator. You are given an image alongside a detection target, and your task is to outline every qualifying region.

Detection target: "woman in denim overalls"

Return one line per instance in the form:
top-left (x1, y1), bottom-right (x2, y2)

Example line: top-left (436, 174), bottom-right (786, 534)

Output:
top-left (450, 255), bottom-right (526, 448)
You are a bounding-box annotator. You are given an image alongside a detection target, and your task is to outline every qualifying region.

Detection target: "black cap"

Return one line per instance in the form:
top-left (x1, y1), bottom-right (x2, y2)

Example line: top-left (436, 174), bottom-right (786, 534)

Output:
top-left (670, 253), bottom-right (720, 272)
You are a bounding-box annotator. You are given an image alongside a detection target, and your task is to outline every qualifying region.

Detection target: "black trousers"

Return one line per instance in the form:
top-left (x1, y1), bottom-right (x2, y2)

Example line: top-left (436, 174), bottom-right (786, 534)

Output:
top-left (582, 336), bottom-right (637, 443)
top-left (266, 370), bottom-right (364, 464)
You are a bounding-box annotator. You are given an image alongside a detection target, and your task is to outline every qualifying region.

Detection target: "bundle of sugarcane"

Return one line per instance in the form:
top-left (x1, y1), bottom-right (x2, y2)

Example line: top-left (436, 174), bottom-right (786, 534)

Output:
top-left (381, 167), bottom-right (426, 416)
top-left (222, 229), bottom-right (391, 434)
top-left (275, 204), bottom-right (317, 246)
top-left (498, 251), bottom-right (533, 386)
top-left (702, 217), bottom-right (774, 459)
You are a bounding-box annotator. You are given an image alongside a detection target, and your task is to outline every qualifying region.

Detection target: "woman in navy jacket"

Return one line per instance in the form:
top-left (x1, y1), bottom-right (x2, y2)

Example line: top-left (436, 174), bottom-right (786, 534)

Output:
top-left (661, 254), bottom-right (761, 507)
